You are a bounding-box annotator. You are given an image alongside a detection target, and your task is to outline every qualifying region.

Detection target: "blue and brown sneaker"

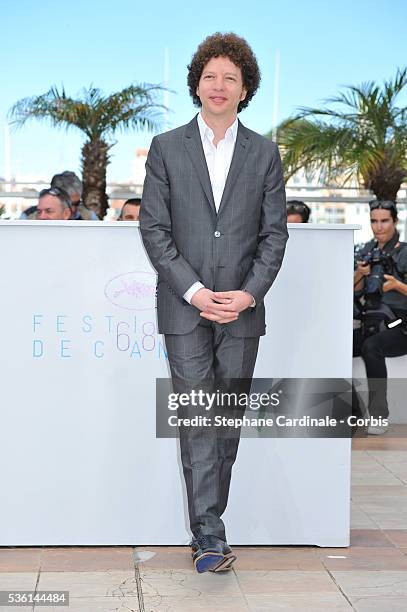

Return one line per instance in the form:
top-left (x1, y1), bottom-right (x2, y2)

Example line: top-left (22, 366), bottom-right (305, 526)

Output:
top-left (190, 536), bottom-right (237, 572)
top-left (191, 535), bottom-right (225, 573)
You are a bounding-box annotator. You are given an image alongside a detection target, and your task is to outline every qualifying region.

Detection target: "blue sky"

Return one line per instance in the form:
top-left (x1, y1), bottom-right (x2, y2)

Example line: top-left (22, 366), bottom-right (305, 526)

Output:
top-left (1, 0), bottom-right (406, 181)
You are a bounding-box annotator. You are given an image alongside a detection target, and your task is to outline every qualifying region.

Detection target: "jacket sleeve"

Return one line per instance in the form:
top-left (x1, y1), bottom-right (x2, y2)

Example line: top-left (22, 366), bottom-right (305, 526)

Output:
top-left (240, 142), bottom-right (289, 303)
top-left (139, 136), bottom-right (201, 298)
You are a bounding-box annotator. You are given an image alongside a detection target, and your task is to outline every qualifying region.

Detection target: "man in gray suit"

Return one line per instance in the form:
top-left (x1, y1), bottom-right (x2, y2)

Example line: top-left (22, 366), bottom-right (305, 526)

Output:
top-left (140, 32), bottom-right (288, 573)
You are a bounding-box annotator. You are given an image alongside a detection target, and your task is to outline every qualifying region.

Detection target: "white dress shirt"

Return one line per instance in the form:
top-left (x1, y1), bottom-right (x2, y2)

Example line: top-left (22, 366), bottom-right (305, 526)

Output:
top-left (183, 113), bottom-right (238, 304)
top-left (197, 112), bottom-right (238, 212)
top-left (182, 114), bottom-right (255, 307)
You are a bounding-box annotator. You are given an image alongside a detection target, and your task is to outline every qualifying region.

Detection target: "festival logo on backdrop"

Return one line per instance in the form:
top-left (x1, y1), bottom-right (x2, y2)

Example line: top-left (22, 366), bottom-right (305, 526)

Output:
top-left (104, 271), bottom-right (156, 311)
top-left (31, 271), bottom-right (167, 361)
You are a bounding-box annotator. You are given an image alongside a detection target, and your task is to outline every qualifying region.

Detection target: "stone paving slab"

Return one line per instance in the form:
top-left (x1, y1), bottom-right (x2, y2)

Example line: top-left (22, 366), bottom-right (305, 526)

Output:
top-left (40, 597), bottom-right (140, 612)
top-left (382, 530), bottom-right (407, 547)
top-left (351, 597), bottom-right (407, 611)
top-left (233, 569), bottom-right (339, 595)
top-left (0, 548), bottom-right (41, 572)
top-left (37, 570), bottom-right (137, 598)
top-left (245, 592), bottom-right (352, 610)
top-left (40, 546), bottom-right (134, 572)
top-left (319, 547), bottom-right (407, 571)
top-left (349, 529), bottom-right (394, 547)
top-left (352, 428), bottom-right (407, 450)
top-left (139, 568), bottom-right (241, 598)
top-left (0, 571), bottom-right (37, 589)
top-left (350, 501), bottom-right (379, 529)
top-left (143, 594), bottom-right (249, 611)
top-left (332, 569), bottom-right (407, 599)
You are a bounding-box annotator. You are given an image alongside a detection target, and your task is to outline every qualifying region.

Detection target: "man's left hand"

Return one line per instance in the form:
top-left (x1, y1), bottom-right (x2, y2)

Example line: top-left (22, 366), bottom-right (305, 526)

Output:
top-left (383, 274), bottom-right (401, 292)
top-left (200, 290), bottom-right (255, 323)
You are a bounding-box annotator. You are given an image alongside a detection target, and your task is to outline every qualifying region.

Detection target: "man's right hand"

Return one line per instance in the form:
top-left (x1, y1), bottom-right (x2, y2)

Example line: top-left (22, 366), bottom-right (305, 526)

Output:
top-left (190, 288), bottom-right (239, 324)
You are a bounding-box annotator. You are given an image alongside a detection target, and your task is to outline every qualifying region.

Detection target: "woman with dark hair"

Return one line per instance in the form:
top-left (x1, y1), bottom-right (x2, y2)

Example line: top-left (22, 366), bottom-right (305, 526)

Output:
top-left (354, 200), bottom-right (407, 433)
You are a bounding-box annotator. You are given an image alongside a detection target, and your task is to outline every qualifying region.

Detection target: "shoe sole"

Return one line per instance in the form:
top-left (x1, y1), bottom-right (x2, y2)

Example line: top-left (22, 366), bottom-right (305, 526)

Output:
top-left (210, 553), bottom-right (237, 572)
top-left (194, 551), bottom-right (225, 573)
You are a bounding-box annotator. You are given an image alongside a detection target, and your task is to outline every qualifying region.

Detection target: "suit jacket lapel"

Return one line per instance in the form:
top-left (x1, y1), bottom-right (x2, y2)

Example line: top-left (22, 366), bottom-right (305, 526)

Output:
top-left (184, 116), bottom-right (216, 215)
top-left (217, 120), bottom-right (251, 217)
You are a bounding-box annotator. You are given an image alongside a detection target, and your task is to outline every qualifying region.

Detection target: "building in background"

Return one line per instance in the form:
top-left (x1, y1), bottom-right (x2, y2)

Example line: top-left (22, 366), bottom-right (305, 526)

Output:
top-left (1, 151), bottom-right (406, 240)
top-left (132, 149), bottom-right (148, 185)
top-left (107, 149), bottom-right (148, 219)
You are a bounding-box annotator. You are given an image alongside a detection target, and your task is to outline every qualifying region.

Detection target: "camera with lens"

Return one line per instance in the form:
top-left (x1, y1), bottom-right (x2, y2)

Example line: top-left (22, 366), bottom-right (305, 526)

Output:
top-left (360, 247), bottom-right (395, 309)
top-left (354, 243), bottom-right (397, 337)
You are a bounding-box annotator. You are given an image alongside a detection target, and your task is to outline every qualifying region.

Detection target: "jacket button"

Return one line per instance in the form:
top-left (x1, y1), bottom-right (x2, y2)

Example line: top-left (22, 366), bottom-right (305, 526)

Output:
top-left (214, 231), bottom-right (221, 238)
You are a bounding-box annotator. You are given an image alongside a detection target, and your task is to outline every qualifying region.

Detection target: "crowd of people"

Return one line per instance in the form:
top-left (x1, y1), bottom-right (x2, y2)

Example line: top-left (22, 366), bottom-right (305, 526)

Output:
top-left (22, 169), bottom-right (307, 225)
top-left (19, 170), bottom-right (141, 222)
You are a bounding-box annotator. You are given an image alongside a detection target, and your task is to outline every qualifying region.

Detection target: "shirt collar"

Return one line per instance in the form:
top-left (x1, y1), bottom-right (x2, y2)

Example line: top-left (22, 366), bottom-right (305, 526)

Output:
top-left (197, 113), bottom-right (238, 145)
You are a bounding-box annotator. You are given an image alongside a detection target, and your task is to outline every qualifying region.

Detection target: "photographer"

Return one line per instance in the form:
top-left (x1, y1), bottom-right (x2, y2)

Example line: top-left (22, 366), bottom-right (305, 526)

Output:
top-left (354, 200), bottom-right (407, 433)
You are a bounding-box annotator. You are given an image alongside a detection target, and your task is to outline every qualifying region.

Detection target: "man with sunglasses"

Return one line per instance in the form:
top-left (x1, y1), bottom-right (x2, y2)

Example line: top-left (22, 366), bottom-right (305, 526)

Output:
top-left (51, 171), bottom-right (98, 220)
top-left (36, 187), bottom-right (73, 220)
top-left (354, 199), bottom-right (407, 433)
top-left (20, 171), bottom-right (98, 220)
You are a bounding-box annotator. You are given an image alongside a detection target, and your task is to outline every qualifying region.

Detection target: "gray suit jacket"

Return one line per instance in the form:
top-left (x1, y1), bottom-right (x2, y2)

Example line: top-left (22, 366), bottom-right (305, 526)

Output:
top-left (139, 115), bottom-right (288, 337)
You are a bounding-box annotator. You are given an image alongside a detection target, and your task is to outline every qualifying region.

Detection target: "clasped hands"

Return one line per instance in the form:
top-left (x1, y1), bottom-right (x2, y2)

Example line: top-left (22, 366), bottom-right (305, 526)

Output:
top-left (190, 288), bottom-right (254, 324)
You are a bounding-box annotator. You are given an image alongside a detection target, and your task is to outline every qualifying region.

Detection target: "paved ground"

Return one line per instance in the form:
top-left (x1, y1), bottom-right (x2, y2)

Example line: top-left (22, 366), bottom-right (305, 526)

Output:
top-left (1, 426), bottom-right (406, 611)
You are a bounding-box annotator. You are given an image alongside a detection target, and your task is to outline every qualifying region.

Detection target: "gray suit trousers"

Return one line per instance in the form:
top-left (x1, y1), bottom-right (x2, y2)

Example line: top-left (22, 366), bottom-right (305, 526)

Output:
top-left (165, 324), bottom-right (259, 541)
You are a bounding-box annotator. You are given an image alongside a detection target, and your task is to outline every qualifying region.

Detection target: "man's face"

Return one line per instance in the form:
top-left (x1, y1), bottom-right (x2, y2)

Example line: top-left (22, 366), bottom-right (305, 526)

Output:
top-left (196, 56), bottom-right (247, 119)
top-left (370, 209), bottom-right (397, 244)
top-left (120, 203), bottom-right (140, 221)
top-left (36, 194), bottom-right (71, 220)
top-left (69, 193), bottom-right (81, 218)
top-left (287, 213), bottom-right (304, 224)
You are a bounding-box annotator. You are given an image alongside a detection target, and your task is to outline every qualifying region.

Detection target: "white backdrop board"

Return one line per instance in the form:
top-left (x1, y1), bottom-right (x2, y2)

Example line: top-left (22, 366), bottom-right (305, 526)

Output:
top-left (0, 221), bottom-right (357, 546)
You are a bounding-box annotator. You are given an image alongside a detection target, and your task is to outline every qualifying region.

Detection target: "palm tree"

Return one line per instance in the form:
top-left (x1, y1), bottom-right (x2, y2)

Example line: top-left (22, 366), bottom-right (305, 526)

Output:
top-left (9, 84), bottom-right (165, 218)
top-left (275, 67), bottom-right (407, 200)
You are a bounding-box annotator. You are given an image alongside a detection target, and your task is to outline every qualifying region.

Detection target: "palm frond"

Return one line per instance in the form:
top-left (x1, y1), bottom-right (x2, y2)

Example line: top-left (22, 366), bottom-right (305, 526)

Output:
top-left (9, 86), bottom-right (96, 138)
top-left (9, 81), bottom-right (169, 216)
top-left (95, 84), bottom-right (166, 136)
top-left (9, 82), bottom-right (167, 140)
top-left (276, 68), bottom-right (407, 197)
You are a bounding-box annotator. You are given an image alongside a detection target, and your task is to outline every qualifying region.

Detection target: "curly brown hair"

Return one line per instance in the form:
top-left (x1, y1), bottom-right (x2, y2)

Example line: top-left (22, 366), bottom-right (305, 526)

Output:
top-left (187, 32), bottom-right (261, 113)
